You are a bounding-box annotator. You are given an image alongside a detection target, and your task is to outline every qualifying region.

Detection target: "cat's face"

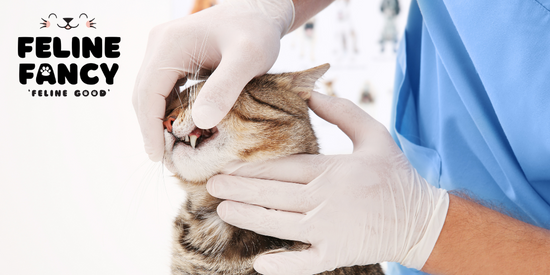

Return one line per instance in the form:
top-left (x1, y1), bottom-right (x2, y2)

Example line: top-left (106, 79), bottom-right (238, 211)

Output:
top-left (40, 13), bottom-right (96, 30)
top-left (162, 64), bottom-right (329, 183)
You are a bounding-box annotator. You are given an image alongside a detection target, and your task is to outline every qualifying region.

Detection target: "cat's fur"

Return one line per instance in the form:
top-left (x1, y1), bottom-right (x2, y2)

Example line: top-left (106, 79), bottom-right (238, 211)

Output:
top-left (163, 64), bottom-right (384, 275)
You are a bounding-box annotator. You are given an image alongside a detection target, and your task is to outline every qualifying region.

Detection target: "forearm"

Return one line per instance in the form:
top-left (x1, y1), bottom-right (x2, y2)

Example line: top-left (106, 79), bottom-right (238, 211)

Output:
top-left (422, 194), bottom-right (550, 274)
top-left (289, 0), bottom-right (334, 32)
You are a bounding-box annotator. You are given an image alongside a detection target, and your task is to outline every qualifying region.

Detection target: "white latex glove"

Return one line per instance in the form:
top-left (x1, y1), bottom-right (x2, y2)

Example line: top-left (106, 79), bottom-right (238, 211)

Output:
top-left (206, 92), bottom-right (449, 275)
top-left (133, 0), bottom-right (295, 161)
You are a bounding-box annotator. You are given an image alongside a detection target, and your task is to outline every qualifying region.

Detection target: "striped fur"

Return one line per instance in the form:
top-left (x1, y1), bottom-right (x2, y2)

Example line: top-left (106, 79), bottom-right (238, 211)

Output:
top-left (163, 64), bottom-right (384, 275)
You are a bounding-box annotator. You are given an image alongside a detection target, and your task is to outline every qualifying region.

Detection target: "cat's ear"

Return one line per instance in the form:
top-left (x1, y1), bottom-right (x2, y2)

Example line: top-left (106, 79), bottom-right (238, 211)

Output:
top-left (288, 63), bottom-right (330, 100)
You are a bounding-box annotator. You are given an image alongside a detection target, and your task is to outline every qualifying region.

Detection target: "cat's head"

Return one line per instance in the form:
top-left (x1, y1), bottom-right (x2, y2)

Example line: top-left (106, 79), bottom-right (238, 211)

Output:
top-left (162, 64), bottom-right (329, 183)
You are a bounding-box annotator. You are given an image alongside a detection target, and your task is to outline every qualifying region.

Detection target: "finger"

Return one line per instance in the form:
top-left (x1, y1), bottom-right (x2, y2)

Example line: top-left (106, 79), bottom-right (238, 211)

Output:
top-left (135, 69), bottom-right (184, 161)
top-left (207, 175), bottom-right (322, 213)
top-left (132, 24), bottom-right (170, 115)
top-left (217, 200), bottom-right (307, 243)
top-left (254, 249), bottom-right (328, 275)
top-left (308, 91), bottom-right (384, 152)
top-left (191, 52), bottom-right (266, 129)
top-left (220, 154), bottom-right (331, 184)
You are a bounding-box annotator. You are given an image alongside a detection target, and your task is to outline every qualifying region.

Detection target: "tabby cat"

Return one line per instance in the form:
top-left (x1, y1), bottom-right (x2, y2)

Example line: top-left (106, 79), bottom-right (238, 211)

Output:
top-left (162, 64), bottom-right (384, 275)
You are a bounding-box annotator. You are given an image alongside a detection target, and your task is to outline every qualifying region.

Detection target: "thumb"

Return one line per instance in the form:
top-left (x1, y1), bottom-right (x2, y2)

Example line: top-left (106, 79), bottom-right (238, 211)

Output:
top-left (192, 55), bottom-right (261, 129)
top-left (254, 249), bottom-right (329, 275)
top-left (308, 91), bottom-right (384, 152)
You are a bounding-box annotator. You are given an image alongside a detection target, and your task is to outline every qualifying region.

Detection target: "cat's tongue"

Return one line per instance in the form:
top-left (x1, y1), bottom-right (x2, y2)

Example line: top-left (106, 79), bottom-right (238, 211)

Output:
top-left (189, 128), bottom-right (202, 138)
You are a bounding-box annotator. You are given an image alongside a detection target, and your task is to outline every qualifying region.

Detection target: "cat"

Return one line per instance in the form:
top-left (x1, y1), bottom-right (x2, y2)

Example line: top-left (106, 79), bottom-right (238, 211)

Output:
top-left (162, 63), bottom-right (384, 275)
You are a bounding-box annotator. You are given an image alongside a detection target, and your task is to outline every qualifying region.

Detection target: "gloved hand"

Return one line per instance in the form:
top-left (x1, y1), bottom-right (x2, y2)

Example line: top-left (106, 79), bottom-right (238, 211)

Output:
top-left (133, 0), bottom-right (295, 161)
top-left (206, 92), bottom-right (450, 275)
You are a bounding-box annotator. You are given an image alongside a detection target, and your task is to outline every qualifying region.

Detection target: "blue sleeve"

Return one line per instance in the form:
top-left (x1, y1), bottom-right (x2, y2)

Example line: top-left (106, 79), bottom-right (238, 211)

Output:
top-left (389, 0), bottom-right (550, 274)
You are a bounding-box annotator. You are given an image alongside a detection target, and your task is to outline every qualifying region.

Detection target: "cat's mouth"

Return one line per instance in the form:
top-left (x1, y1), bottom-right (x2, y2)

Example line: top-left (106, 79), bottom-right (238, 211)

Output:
top-left (57, 23), bottom-right (79, 30)
top-left (173, 127), bottom-right (218, 149)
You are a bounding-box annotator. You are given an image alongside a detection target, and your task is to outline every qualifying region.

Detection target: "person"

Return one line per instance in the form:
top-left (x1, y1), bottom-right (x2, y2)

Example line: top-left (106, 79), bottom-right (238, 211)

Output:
top-left (132, 0), bottom-right (550, 274)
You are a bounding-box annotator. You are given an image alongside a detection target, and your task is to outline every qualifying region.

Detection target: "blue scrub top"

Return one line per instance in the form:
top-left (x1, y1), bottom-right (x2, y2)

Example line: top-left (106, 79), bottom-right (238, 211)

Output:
top-left (388, 0), bottom-right (550, 274)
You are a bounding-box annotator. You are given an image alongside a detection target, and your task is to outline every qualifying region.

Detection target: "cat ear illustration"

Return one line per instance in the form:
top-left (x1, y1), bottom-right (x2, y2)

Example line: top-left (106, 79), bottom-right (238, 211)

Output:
top-left (79, 13), bottom-right (96, 28)
top-left (40, 13), bottom-right (56, 29)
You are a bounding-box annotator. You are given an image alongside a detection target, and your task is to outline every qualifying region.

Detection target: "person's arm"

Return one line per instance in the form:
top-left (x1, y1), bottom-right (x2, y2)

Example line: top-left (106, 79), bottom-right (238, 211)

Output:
top-left (423, 194), bottom-right (550, 274)
top-left (207, 92), bottom-right (550, 275)
top-left (207, 91), bottom-right (450, 275)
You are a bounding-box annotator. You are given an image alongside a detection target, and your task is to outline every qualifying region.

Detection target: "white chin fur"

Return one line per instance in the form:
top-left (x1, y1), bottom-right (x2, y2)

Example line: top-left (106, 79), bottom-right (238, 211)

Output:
top-left (163, 129), bottom-right (235, 182)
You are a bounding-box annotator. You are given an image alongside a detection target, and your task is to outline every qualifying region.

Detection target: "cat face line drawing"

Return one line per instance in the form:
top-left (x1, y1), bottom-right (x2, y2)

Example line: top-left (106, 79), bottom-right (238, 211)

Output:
top-left (40, 13), bottom-right (96, 30)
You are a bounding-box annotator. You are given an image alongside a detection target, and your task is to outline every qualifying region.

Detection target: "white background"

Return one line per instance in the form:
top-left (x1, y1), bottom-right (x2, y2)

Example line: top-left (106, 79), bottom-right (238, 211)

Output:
top-left (0, 0), bottom-right (408, 274)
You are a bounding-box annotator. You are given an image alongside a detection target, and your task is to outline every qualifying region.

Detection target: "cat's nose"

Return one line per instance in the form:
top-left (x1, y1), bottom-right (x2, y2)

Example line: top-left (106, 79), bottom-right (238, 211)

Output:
top-left (63, 18), bottom-right (73, 24)
top-left (164, 117), bottom-right (176, 132)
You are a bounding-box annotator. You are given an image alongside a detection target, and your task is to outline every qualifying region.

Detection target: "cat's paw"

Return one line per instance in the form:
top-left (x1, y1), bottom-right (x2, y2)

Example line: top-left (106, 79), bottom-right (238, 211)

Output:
top-left (40, 66), bottom-right (51, 76)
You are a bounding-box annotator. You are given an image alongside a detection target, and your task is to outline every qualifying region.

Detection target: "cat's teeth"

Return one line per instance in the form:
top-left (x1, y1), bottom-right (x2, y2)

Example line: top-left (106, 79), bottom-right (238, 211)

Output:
top-left (185, 135), bottom-right (190, 142)
top-left (190, 135), bottom-right (197, 149)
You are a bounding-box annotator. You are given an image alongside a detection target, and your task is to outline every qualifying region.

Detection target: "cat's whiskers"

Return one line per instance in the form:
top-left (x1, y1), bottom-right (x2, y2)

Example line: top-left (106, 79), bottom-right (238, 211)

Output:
top-left (114, 159), bottom-right (167, 243)
top-left (187, 19), bottom-right (213, 111)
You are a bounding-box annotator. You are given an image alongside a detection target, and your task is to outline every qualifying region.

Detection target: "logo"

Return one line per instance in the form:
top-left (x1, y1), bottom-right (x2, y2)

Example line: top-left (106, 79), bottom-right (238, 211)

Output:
top-left (41, 13), bottom-right (96, 30)
top-left (18, 13), bottom-right (120, 98)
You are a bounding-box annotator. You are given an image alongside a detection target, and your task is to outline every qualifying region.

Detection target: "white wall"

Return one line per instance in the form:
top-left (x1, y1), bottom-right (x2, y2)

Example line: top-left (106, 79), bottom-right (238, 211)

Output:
top-left (0, 1), bottom-right (407, 274)
top-left (1, 1), bottom-right (180, 274)
top-left (272, 0), bottom-right (409, 155)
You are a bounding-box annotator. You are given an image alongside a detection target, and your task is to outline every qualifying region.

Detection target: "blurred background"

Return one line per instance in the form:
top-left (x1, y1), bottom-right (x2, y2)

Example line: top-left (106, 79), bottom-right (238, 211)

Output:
top-left (0, 0), bottom-right (408, 274)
